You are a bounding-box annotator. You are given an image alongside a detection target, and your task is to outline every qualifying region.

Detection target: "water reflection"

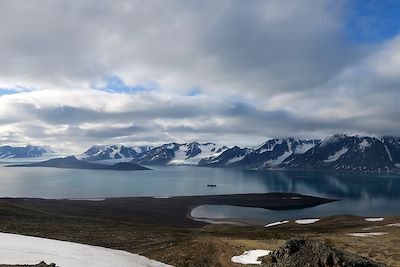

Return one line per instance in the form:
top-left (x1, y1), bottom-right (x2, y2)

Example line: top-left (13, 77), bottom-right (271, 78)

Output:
top-left (0, 164), bottom-right (400, 219)
top-left (191, 170), bottom-right (400, 221)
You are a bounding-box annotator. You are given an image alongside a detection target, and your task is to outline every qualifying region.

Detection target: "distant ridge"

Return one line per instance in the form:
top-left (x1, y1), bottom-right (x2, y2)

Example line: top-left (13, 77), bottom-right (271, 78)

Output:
top-left (7, 156), bottom-right (150, 171)
top-left (0, 145), bottom-right (53, 159)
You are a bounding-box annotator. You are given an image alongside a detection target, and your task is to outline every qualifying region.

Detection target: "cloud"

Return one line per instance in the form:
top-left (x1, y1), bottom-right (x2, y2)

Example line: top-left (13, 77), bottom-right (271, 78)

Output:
top-left (0, 0), bottom-right (356, 93)
top-left (0, 0), bottom-right (399, 152)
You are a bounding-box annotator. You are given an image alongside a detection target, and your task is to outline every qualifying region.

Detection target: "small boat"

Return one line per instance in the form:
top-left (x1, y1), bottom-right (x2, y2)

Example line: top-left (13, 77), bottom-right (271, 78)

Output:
top-left (207, 184), bottom-right (217, 187)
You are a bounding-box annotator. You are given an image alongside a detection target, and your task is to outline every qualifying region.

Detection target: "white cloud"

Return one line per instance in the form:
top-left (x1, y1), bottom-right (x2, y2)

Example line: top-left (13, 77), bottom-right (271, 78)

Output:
top-left (0, 0), bottom-right (399, 152)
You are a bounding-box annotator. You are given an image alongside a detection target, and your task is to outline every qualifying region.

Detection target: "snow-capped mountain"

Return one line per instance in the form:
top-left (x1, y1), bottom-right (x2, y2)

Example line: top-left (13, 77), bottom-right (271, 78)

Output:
top-left (0, 145), bottom-right (53, 159)
top-left (132, 142), bottom-right (229, 165)
top-left (76, 135), bottom-right (400, 172)
top-left (79, 142), bottom-right (228, 165)
top-left (283, 134), bottom-right (400, 172)
top-left (199, 138), bottom-right (319, 168)
top-left (79, 145), bottom-right (152, 162)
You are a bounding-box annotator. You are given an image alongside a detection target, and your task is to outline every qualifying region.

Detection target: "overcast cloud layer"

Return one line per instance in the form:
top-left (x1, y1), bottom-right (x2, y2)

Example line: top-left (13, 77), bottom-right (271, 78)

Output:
top-left (0, 0), bottom-right (399, 153)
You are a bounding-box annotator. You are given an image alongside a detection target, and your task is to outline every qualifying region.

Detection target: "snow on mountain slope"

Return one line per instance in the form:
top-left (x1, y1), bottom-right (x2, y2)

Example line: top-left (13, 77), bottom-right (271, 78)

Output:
top-left (75, 135), bottom-right (400, 172)
top-left (250, 138), bottom-right (319, 168)
top-left (198, 146), bottom-right (251, 166)
top-left (284, 135), bottom-right (400, 171)
top-left (200, 138), bottom-right (319, 168)
top-left (168, 142), bottom-right (228, 165)
top-left (323, 147), bottom-right (349, 163)
top-left (382, 136), bottom-right (400, 168)
top-left (134, 142), bottom-right (229, 165)
top-left (267, 146), bottom-right (293, 166)
top-left (79, 145), bottom-right (152, 162)
top-left (0, 232), bottom-right (172, 267)
top-left (0, 145), bottom-right (53, 159)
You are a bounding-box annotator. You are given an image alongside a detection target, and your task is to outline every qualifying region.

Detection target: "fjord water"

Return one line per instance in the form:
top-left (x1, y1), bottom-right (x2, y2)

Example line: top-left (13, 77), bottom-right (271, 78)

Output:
top-left (0, 163), bottom-right (399, 221)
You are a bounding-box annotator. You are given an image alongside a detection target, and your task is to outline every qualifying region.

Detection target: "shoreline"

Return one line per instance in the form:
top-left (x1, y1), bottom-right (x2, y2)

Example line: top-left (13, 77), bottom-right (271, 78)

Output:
top-left (0, 193), bottom-right (335, 228)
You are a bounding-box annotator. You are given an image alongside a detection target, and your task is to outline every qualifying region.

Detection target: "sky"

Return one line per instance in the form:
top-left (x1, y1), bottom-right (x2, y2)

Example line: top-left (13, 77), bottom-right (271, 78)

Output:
top-left (0, 0), bottom-right (400, 153)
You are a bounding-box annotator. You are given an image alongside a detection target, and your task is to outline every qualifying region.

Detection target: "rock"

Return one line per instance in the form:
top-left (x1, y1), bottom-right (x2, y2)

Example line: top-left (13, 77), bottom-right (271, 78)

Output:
top-left (0, 261), bottom-right (57, 267)
top-left (261, 238), bottom-right (387, 267)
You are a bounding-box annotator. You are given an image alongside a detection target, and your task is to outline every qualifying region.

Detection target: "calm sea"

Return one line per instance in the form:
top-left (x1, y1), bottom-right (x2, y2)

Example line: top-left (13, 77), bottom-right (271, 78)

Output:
top-left (1, 162), bottom-right (399, 222)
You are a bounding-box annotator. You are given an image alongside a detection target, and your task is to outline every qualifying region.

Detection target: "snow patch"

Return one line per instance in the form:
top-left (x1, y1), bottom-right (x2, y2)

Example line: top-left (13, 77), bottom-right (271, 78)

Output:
top-left (265, 221), bottom-right (289, 227)
top-left (386, 223), bottom-right (400, 227)
top-left (227, 154), bottom-right (245, 164)
top-left (384, 145), bottom-right (394, 162)
top-left (166, 144), bottom-right (176, 149)
top-left (168, 146), bottom-right (186, 165)
top-left (347, 232), bottom-right (387, 237)
top-left (359, 139), bottom-right (371, 151)
top-left (68, 198), bottom-right (105, 201)
top-left (362, 227), bottom-right (377, 231)
top-left (266, 142), bottom-right (293, 166)
top-left (295, 218), bottom-right (320, 224)
top-left (231, 250), bottom-right (271, 265)
top-left (365, 217), bottom-right (384, 222)
top-left (324, 147), bottom-right (348, 163)
top-left (293, 143), bottom-right (315, 154)
top-left (0, 232), bottom-right (173, 267)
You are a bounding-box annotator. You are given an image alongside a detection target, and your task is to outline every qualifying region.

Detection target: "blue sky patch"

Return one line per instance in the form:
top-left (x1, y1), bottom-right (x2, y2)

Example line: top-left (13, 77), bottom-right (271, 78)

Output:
top-left (346, 0), bottom-right (400, 43)
top-left (186, 87), bottom-right (202, 96)
top-left (0, 86), bottom-right (32, 96)
top-left (96, 76), bottom-right (159, 94)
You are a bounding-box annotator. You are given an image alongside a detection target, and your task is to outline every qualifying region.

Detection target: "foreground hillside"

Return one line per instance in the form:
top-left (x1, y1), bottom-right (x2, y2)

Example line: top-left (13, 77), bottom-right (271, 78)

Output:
top-left (0, 198), bottom-right (397, 267)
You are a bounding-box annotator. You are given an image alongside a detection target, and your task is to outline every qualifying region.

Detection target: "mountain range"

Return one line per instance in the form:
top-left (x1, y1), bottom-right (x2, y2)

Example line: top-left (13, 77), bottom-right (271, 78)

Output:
top-left (4, 134), bottom-right (400, 172)
top-left (79, 142), bottom-right (228, 165)
top-left (78, 145), bottom-right (152, 162)
top-left (198, 138), bottom-right (319, 168)
top-left (199, 135), bottom-right (400, 172)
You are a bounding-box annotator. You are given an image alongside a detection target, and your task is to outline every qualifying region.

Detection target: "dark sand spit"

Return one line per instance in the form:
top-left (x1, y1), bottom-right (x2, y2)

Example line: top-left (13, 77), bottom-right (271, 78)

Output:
top-left (0, 193), bottom-right (335, 228)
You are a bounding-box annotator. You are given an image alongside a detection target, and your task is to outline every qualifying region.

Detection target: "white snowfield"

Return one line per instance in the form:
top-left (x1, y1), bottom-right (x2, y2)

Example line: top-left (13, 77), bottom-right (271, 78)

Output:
top-left (265, 221), bottom-right (289, 227)
top-left (365, 217), bottom-right (384, 222)
top-left (323, 147), bottom-right (348, 163)
top-left (347, 232), bottom-right (387, 237)
top-left (295, 218), bottom-right (320, 224)
top-left (231, 249), bottom-right (271, 265)
top-left (0, 232), bottom-right (173, 267)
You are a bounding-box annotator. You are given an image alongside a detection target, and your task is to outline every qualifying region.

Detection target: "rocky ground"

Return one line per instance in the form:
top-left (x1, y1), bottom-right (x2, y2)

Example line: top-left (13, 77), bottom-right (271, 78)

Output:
top-left (0, 262), bottom-right (56, 267)
top-left (261, 238), bottom-right (386, 267)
